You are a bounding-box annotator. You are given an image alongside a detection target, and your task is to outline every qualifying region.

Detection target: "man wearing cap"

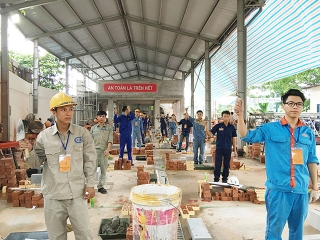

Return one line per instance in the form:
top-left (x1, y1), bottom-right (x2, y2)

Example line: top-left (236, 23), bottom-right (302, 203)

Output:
top-left (114, 106), bottom-right (135, 165)
top-left (90, 110), bottom-right (113, 194)
top-left (132, 109), bottom-right (143, 149)
top-left (23, 92), bottom-right (96, 240)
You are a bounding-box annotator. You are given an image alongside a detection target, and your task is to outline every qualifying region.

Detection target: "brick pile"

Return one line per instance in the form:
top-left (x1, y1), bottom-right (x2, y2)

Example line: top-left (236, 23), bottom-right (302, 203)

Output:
top-left (109, 149), bottom-right (120, 155)
top-left (230, 157), bottom-right (243, 170)
top-left (212, 187), bottom-right (265, 204)
top-left (132, 147), bottom-right (147, 155)
top-left (16, 169), bottom-right (27, 182)
top-left (136, 165), bottom-right (150, 185)
top-left (113, 133), bottom-right (120, 144)
top-left (126, 223), bottom-right (133, 240)
top-left (165, 160), bottom-right (186, 171)
top-left (248, 143), bottom-right (261, 159)
top-left (145, 143), bottom-right (153, 150)
top-left (201, 183), bottom-right (212, 201)
top-left (114, 158), bottom-right (131, 170)
top-left (0, 157), bottom-right (18, 188)
top-left (25, 190), bottom-right (35, 208)
top-left (146, 150), bottom-right (154, 165)
top-left (32, 193), bottom-right (43, 207)
top-left (171, 135), bottom-right (178, 145)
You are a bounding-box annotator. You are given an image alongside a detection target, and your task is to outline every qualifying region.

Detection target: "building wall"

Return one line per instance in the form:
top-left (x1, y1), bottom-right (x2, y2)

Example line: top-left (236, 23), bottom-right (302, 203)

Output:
top-left (309, 86), bottom-right (320, 113)
top-left (8, 72), bottom-right (58, 140)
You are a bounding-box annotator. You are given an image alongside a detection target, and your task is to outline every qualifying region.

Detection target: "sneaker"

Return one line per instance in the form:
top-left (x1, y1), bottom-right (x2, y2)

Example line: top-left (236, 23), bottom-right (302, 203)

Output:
top-left (98, 187), bottom-right (107, 194)
top-left (194, 162), bottom-right (198, 165)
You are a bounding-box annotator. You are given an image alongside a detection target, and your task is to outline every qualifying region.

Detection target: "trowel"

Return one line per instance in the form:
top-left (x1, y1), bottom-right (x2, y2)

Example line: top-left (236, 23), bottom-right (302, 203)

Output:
top-left (17, 119), bottom-right (29, 158)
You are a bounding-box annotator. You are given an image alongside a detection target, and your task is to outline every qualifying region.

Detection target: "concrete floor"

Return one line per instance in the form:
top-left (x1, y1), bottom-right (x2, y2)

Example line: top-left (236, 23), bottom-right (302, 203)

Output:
top-left (1, 144), bottom-right (320, 240)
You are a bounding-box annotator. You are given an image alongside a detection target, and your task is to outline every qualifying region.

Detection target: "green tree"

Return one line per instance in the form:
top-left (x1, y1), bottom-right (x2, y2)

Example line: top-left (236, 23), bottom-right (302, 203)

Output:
top-left (9, 51), bottom-right (65, 90)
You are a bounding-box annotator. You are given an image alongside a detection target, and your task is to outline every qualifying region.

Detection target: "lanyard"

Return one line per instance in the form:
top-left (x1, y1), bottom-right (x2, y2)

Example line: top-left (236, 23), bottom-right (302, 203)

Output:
top-left (285, 126), bottom-right (300, 147)
top-left (57, 131), bottom-right (70, 153)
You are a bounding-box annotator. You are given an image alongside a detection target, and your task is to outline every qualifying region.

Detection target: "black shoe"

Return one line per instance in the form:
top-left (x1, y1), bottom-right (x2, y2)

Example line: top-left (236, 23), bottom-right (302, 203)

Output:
top-left (199, 162), bottom-right (203, 165)
top-left (194, 162), bottom-right (198, 165)
top-left (222, 180), bottom-right (228, 183)
top-left (214, 179), bottom-right (219, 182)
top-left (131, 163), bottom-right (134, 166)
top-left (98, 187), bottom-right (107, 194)
top-left (176, 149), bottom-right (181, 152)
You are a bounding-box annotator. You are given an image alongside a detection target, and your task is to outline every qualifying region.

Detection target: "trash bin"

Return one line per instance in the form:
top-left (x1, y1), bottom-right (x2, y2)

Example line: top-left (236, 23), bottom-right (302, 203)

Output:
top-left (4, 231), bottom-right (49, 240)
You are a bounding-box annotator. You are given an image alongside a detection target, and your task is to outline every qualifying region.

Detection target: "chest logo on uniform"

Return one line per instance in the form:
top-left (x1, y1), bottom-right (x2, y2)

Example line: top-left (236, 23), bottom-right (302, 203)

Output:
top-left (302, 133), bottom-right (308, 138)
top-left (74, 136), bottom-right (83, 143)
top-left (219, 128), bottom-right (224, 131)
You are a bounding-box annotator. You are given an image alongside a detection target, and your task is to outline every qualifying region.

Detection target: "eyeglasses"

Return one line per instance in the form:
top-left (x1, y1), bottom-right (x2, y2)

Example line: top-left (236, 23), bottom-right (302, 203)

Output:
top-left (285, 101), bottom-right (304, 108)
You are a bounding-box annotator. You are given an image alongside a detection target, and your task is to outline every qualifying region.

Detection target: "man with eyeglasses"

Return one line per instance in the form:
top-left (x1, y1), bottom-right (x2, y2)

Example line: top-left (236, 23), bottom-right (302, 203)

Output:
top-left (186, 108), bottom-right (211, 164)
top-left (235, 89), bottom-right (319, 239)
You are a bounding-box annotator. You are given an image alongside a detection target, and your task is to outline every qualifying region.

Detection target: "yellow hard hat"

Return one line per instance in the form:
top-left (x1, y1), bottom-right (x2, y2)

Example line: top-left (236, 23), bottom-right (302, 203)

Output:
top-left (50, 92), bottom-right (77, 111)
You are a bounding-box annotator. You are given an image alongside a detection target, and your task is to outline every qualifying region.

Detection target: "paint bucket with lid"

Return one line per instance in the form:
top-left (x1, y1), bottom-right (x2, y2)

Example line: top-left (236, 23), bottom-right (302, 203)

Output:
top-left (130, 184), bottom-right (182, 240)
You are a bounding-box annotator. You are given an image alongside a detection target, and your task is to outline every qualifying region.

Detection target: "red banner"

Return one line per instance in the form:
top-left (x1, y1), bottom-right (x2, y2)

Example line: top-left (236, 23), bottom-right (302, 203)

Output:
top-left (103, 83), bottom-right (157, 92)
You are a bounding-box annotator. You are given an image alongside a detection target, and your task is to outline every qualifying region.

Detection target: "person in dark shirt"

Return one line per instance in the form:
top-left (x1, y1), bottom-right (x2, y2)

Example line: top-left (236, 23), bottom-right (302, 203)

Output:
top-left (210, 110), bottom-right (237, 182)
top-left (176, 113), bottom-right (193, 152)
top-left (160, 113), bottom-right (167, 137)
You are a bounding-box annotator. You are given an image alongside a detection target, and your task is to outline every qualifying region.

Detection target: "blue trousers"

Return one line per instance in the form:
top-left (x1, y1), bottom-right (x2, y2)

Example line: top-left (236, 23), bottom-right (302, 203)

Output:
top-left (193, 138), bottom-right (205, 164)
top-left (132, 130), bottom-right (142, 148)
top-left (119, 133), bottom-right (132, 161)
top-left (214, 149), bottom-right (232, 182)
top-left (265, 189), bottom-right (308, 240)
top-left (178, 132), bottom-right (189, 151)
top-left (169, 128), bottom-right (176, 140)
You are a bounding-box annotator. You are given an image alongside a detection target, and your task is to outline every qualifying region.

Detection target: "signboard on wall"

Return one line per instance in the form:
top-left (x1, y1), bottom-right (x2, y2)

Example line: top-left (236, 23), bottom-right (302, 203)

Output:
top-left (103, 83), bottom-right (157, 92)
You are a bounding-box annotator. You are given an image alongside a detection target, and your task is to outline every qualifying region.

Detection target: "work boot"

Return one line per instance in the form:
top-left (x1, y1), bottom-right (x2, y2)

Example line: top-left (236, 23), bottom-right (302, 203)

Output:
top-left (98, 187), bottom-right (107, 194)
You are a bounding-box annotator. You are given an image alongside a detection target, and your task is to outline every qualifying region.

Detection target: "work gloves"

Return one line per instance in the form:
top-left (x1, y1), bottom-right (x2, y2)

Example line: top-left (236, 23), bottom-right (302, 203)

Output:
top-left (309, 189), bottom-right (320, 203)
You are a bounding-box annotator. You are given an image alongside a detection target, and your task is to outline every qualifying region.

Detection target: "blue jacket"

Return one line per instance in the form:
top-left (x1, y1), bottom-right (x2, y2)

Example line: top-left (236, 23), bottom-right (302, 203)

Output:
top-left (189, 116), bottom-right (206, 139)
top-left (132, 117), bottom-right (143, 133)
top-left (114, 112), bottom-right (135, 135)
top-left (242, 117), bottom-right (318, 194)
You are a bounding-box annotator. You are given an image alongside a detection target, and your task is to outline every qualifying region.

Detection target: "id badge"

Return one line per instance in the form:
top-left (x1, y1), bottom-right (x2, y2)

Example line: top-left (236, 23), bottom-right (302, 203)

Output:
top-left (219, 128), bottom-right (224, 131)
top-left (184, 124), bottom-right (187, 129)
top-left (291, 148), bottom-right (303, 165)
top-left (59, 154), bottom-right (71, 172)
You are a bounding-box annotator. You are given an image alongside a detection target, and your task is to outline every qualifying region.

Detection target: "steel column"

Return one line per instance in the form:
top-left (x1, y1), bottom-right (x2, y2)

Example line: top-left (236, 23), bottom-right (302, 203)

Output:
top-left (205, 41), bottom-right (211, 123)
top-left (32, 39), bottom-right (39, 114)
top-left (191, 61), bottom-right (195, 117)
top-left (237, 0), bottom-right (247, 150)
top-left (1, 9), bottom-right (9, 140)
top-left (154, 99), bottom-right (160, 132)
top-left (65, 59), bottom-right (69, 94)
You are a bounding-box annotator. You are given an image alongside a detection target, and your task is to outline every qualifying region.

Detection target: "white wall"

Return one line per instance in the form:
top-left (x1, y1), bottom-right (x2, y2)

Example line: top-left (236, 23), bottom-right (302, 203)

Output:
top-left (309, 86), bottom-right (320, 113)
top-left (9, 72), bottom-right (58, 140)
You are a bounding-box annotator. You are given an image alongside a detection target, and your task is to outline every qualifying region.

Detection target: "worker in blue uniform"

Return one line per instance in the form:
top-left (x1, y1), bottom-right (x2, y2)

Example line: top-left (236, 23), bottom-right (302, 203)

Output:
top-left (160, 113), bottom-right (168, 137)
top-left (168, 114), bottom-right (178, 141)
top-left (132, 109), bottom-right (144, 149)
top-left (210, 110), bottom-right (237, 183)
top-left (176, 113), bottom-right (193, 152)
top-left (235, 89), bottom-right (319, 240)
top-left (114, 106), bottom-right (135, 165)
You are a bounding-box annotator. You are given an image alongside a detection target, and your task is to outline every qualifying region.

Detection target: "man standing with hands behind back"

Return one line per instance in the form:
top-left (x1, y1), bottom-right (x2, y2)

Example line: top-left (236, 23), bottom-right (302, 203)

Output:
top-left (234, 89), bottom-right (319, 240)
top-left (210, 110), bottom-right (237, 183)
top-left (24, 92), bottom-right (96, 240)
top-left (90, 110), bottom-right (113, 194)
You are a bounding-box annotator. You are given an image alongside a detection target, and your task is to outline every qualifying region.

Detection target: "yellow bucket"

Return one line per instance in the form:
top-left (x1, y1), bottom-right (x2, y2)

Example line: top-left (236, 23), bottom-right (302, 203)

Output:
top-left (130, 184), bottom-right (182, 240)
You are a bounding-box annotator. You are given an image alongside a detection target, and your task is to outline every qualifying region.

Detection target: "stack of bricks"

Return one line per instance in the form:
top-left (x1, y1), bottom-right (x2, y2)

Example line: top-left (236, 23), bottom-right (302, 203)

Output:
top-left (260, 154), bottom-right (265, 163)
top-left (121, 203), bottom-right (132, 216)
top-left (212, 187), bottom-right (264, 203)
top-left (171, 135), bottom-right (178, 145)
top-left (16, 169), bottom-right (27, 183)
top-left (230, 157), bottom-right (242, 170)
top-left (201, 182), bottom-right (212, 201)
top-left (139, 147), bottom-right (146, 155)
top-left (31, 193), bottom-right (43, 207)
top-left (25, 190), bottom-right (35, 208)
top-left (165, 159), bottom-right (186, 171)
top-left (12, 190), bottom-right (24, 207)
top-left (0, 157), bottom-right (18, 188)
top-left (249, 143), bottom-right (261, 159)
top-left (126, 223), bottom-right (133, 240)
top-left (109, 149), bottom-right (120, 155)
top-left (132, 148), bottom-right (139, 155)
top-left (6, 188), bottom-right (13, 203)
top-left (145, 143), bottom-right (153, 150)
top-left (113, 133), bottom-right (120, 144)
top-left (146, 150), bottom-right (154, 165)
top-left (137, 166), bottom-right (150, 185)
top-left (114, 158), bottom-right (131, 170)
top-left (186, 161), bottom-right (194, 171)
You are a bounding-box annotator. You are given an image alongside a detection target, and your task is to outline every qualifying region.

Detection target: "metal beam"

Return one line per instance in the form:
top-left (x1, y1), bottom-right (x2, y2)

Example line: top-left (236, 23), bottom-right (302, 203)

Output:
top-left (91, 59), bottom-right (188, 73)
top-left (26, 15), bottom-right (122, 41)
top-left (95, 70), bottom-right (181, 80)
top-left (132, 43), bottom-right (199, 62)
top-left (125, 15), bottom-right (219, 44)
top-left (66, 42), bottom-right (129, 60)
top-left (0, 0), bottom-right (60, 14)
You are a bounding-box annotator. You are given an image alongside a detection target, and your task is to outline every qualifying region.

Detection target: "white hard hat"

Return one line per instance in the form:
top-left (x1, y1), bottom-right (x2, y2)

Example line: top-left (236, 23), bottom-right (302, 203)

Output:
top-left (227, 176), bottom-right (239, 185)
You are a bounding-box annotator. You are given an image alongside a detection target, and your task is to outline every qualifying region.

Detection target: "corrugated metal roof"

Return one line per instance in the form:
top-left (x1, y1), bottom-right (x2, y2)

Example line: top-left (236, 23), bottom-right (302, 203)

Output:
top-left (186, 0), bottom-right (320, 112)
top-left (7, 0), bottom-right (257, 82)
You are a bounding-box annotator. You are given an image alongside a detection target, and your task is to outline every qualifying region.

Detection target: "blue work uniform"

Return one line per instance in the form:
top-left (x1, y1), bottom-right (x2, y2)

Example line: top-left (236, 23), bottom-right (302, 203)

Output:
top-left (141, 117), bottom-right (147, 144)
top-left (160, 117), bottom-right (167, 137)
top-left (242, 117), bottom-right (318, 240)
top-left (132, 116), bottom-right (143, 148)
top-left (168, 120), bottom-right (177, 140)
top-left (210, 122), bottom-right (237, 182)
top-left (113, 112), bottom-right (135, 162)
top-left (177, 119), bottom-right (193, 151)
top-left (189, 116), bottom-right (206, 164)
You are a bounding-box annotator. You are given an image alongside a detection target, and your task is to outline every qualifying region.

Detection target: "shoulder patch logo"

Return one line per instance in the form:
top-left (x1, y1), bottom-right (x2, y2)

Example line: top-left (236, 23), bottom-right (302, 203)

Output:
top-left (74, 136), bottom-right (83, 143)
